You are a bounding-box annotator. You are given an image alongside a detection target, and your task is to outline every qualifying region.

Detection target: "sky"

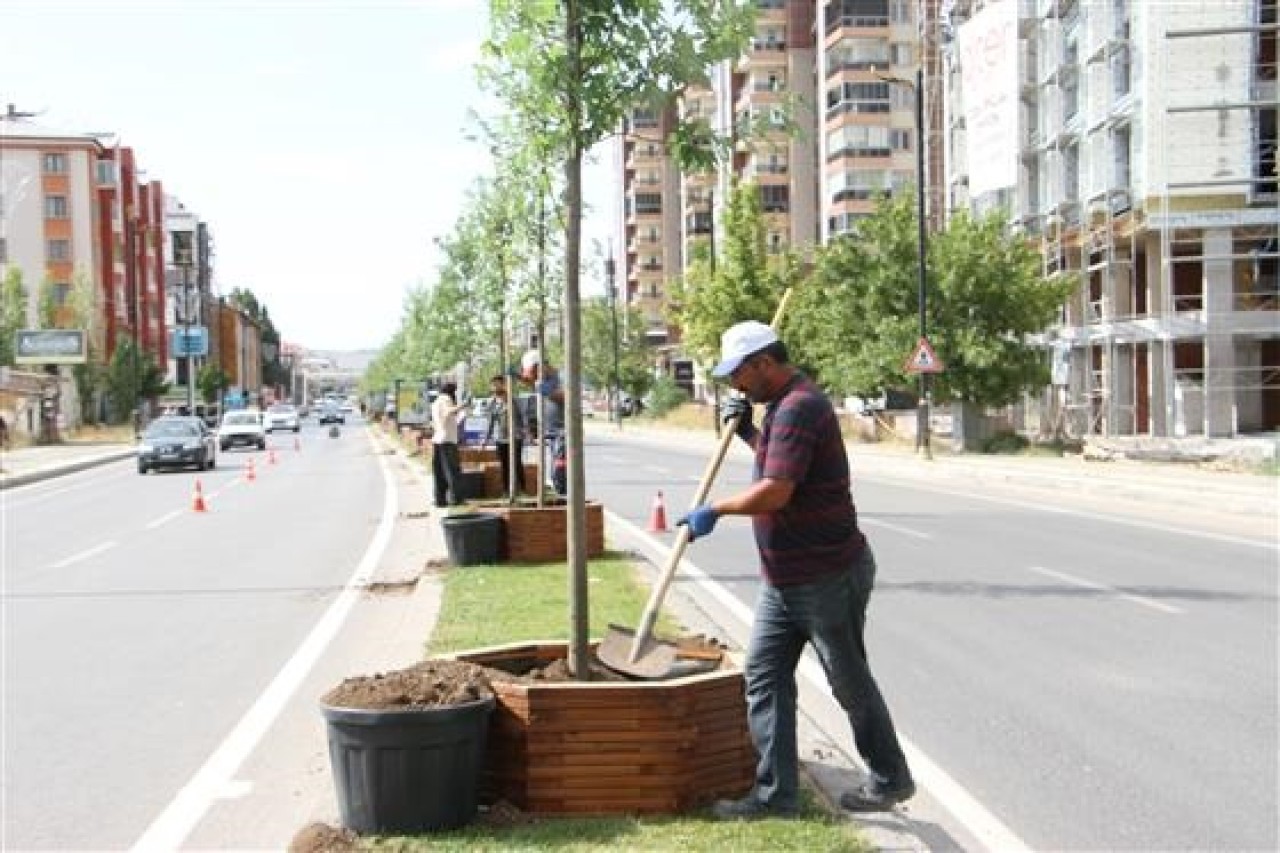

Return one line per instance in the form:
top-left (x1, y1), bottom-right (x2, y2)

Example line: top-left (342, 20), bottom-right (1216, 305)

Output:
top-left (0, 0), bottom-right (616, 352)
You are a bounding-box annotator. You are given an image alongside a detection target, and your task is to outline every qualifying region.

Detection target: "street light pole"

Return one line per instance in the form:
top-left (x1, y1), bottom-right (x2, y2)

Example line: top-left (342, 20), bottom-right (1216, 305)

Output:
top-left (183, 262), bottom-right (196, 415)
top-left (605, 254), bottom-right (621, 429)
top-left (875, 65), bottom-right (932, 459)
top-left (912, 64), bottom-right (932, 460)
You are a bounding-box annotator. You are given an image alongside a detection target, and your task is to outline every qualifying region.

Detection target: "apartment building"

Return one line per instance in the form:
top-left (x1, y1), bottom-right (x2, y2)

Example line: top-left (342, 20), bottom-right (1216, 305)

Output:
top-left (818, 0), bottom-right (925, 238)
top-left (619, 0), bottom-right (922, 346)
top-left (944, 0), bottom-right (1277, 438)
top-left (164, 195), bottom-right (218, 396)
top-left (0, 112), bottom-right (169, 373)
top-left (620, 103), bottom-right (683, 345)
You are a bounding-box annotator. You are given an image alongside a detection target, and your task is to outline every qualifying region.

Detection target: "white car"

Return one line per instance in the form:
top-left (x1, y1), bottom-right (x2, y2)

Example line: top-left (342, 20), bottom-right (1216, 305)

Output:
top-left (218, 410), bottom-right (267, 451)
top-left (265, 403), bottom-right (300, 432)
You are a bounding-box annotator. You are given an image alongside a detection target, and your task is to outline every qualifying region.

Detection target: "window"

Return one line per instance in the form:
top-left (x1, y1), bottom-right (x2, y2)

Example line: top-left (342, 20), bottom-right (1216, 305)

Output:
top-left (827, 37), bottom-right (889, 73)
top-left (760, 185), bottom-right (790, 212)
top-left (828, 0), bottom-right (890, 28)
top-left (42, 153), bottom-right (67, 174)
top-left (53, 282), bottom-right (71, 306)
top-left (635, 193), bottom-right (662, 214)
top-left (1063, 143), bottom-right (1080, 202)
top-left (44, 195), bottom-right (68, 218)
top-left (890, 43), bottom-right (913, 65)
top-left (889, 0), bottom-right (911, 25)
top-left (632, 108), bottom-right (659, 129)
top-left (1112, 125), bottom-right (1131, 187)
top-left (47, 239), bottom-right (71, 262)
top-left (828, 125), bottom-right (892, 157)
top-left (825, 81), bottom-right (890, 115)
top-left (96, 160), bottom-right (117, 186)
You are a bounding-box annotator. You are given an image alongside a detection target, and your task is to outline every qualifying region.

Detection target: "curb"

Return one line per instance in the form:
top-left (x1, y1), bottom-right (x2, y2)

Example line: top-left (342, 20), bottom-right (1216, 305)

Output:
top-left (0, 449), bottom-right (135, 490)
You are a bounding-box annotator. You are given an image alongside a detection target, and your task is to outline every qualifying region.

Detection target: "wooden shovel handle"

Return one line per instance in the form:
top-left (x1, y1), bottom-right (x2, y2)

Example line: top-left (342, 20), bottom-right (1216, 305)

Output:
top-left (628, 288), bottom-right (795, 663)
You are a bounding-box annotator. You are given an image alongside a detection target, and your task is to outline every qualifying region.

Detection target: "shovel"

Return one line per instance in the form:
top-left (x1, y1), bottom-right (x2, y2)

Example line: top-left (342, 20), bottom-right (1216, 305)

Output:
top-left (597, 290), bottom-right (794, 679)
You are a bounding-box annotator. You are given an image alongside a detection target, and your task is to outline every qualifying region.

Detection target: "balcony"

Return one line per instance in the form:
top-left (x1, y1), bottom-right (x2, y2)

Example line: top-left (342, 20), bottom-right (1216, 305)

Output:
top-left (825, 15), bottom-right (889, 36)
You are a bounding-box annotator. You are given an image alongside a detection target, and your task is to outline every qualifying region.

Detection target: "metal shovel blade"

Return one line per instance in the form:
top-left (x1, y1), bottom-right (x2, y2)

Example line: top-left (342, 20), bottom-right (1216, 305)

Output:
top-left (595, 624), bottom-right (679, 680)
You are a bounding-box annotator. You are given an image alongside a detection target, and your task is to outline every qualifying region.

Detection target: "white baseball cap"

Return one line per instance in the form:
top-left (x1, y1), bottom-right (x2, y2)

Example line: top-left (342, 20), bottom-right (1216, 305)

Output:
top-left (711, 321), bottom-right (778, 378)
top-left (520, 349), bottom-right (541, 375)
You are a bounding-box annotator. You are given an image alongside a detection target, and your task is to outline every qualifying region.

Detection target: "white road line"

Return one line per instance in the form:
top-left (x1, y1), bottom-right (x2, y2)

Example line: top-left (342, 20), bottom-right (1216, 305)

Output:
top-left (607, 510), bottom-right (1031, 853)
top-left (861, 472), bottom-right (1277, 552)
top-left (1030, 565), bottom-right (1185, 615)
top-left (50, 541), bottom-right (117, 569)
top-left (145, 510), bottom-right (183, 530)
top-left (863, 517), bottom-right (933, 540)
top-left (130, 431), bottom-right (398, 853)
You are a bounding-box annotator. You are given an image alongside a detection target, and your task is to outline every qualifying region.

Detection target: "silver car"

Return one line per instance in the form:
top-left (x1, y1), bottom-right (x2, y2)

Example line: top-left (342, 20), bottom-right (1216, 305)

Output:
top-left (265, 403), bottom-right (301, 432)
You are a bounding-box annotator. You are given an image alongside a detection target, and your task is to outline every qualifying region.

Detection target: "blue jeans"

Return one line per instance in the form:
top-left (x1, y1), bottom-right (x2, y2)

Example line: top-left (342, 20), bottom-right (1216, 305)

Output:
top-left (743, 546), bottom-right (911, 808)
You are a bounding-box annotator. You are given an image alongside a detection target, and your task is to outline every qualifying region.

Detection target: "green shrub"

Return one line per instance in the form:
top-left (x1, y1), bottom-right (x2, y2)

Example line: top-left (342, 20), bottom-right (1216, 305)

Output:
top-left (980, 430), bottom-right (1029, 454)
top-left (645, 375), bottom-right (689, 418)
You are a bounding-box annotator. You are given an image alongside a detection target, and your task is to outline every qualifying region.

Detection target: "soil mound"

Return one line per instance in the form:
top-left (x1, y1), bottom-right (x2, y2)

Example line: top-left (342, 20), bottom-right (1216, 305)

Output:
top-left (321, 659), bottom-right (493, 709)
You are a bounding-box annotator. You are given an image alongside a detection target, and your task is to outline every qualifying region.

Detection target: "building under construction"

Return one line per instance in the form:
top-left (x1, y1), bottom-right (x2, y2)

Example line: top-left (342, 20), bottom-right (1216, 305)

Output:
top-left (945, 0), bottom-right (1277, 439)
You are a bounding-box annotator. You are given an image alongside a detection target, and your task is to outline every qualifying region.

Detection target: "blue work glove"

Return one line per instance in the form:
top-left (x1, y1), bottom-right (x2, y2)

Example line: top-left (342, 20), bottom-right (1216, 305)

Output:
top-left (676, 505), bottom-right (719, 541)
top-left (536, 378), bottom-right (555, 396)
top-left (720, 395), bottom-right (757, 442)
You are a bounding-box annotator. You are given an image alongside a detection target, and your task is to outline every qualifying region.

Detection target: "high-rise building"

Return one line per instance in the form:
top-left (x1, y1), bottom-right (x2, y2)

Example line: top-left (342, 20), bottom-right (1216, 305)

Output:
top-left (944, 0), bottom-right (1277, 438)
top-left (819, 0), bottom-right (925, 238)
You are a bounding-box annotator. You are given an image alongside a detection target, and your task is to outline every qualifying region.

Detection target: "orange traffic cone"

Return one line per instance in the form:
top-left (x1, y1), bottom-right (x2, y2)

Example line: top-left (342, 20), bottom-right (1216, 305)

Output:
top-left (192, 479), bottom-right (208, 512)
top-left (268, 448), bottom-right (278, 465)
top-left (647, 491), bottom-right (669, 532)
top-left (245, 458), bottom-right (257, 482)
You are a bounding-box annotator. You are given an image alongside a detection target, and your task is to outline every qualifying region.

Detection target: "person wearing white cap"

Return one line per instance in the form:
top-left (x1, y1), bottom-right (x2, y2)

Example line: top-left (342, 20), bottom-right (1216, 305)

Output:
top-left (677, 320), bottom-right (915, 818)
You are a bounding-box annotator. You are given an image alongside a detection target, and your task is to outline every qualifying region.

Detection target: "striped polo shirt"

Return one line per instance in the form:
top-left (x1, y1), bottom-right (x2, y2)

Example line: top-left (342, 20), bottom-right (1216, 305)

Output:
top-left (752, 372), bottom-right (865, 586)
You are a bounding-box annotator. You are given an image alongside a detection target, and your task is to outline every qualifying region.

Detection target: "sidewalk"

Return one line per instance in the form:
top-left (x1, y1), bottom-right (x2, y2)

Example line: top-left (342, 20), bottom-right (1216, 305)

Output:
top-left (0, 441), bottom-right (134, 489)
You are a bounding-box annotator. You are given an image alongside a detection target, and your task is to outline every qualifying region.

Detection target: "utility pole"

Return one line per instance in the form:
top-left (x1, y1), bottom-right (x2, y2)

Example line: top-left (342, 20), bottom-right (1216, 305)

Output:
top-left (605, 251), bottom-right (621, 429)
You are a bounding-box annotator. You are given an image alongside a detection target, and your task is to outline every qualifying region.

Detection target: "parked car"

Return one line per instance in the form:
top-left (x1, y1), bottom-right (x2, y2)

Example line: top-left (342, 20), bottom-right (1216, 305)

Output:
top-left (265, 403), bottom-right (300, 432)
top-left (137, 416), bottom-right (217, 474)
top-left (218, 409), bottom-right (267, 451)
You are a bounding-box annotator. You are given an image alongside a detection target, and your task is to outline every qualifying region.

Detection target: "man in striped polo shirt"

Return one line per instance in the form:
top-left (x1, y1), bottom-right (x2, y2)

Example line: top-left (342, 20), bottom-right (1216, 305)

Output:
top-left (677, 320), bottom-right (915, 819)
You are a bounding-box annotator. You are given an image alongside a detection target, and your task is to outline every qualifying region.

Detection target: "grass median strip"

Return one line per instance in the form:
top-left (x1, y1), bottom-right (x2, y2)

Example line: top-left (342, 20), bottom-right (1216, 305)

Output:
top-left (346, 555), bottom-right (871, 852)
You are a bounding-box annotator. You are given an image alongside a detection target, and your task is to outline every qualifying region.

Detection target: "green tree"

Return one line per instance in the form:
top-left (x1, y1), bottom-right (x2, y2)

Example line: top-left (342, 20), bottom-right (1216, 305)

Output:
top-left (483, 0), bottom-right (755, 676)
top-left (226, 288), bottom-right (289, 389)
top-left (36, 275), bottom-right (60, 328)
top-left (0, 267), bottom-right (28, 365)
top-left (104, 336), bottom-right (169, 424)
top-left (669, 180), bottom-right (800, 367)
top-left (197, 363), bottom-right (230, 404)
top-left (788, 192), bottom-right (1075, 407)
top-left (64, 271), bottom-right (103, 423)
top-left (581, 296), bottom-right (654, 403)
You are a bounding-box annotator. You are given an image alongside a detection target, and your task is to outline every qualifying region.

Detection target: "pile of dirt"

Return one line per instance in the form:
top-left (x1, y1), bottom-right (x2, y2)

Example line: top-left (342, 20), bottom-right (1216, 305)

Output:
top-left (287, 822), bottom-right (357, 853)
top-left (321, 659), bottom-right (494, 710)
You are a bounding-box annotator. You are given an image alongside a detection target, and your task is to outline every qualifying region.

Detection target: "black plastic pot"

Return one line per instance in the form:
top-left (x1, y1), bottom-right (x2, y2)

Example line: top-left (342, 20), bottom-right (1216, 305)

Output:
top-left (322, 696), bottom-right (495, 834)
top-left (441, 512), bottom-right (503, 566)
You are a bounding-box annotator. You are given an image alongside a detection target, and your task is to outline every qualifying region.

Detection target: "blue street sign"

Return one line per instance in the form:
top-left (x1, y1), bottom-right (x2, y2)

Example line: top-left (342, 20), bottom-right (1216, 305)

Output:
top-left (170, 326), bottom-right (209, 357)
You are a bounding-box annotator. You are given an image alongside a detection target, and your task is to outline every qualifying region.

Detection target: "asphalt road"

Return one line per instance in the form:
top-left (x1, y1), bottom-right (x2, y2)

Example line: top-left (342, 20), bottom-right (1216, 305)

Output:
top-left (585, 427), bottom-right (1278, 852)
top-left (1, 419), bottom-right (396, 851)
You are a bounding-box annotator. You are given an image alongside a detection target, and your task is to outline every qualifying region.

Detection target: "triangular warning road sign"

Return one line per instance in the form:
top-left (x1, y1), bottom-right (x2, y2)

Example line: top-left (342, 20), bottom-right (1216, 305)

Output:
top-left (905, 337), bottom-right (944, 374)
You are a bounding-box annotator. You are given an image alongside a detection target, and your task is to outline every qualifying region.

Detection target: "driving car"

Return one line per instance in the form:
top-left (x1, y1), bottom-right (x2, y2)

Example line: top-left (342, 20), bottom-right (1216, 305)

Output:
top-left (137, 416), bottom-right (217, 474)
top-left (317, 403), bottom-right (344, 425)
top-left (265, 403), bottom-right (300, 432)
top-left (218, 409), bottom-right (267, 451)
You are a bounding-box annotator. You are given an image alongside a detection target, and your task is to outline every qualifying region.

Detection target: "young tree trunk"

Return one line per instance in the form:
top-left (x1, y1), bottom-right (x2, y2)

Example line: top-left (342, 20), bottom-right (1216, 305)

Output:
top-left (563, 0), bottom-right (590, 680)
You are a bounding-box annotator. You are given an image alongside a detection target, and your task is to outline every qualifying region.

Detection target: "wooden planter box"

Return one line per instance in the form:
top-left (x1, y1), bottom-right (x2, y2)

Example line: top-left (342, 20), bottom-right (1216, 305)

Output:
top-left (460, 446), bottom-right (499, 468)
top-left (455, 642), bottom-right (754, 815)
top-left (479, 462), bottom-right (540, 499)
top-left (486, 501), bottom-right (605, 562)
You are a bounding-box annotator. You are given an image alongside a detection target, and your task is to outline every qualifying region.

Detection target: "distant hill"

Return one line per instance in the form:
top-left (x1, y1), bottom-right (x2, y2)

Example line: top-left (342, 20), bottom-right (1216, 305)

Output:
top-left (302, 349), bottom-right (377, 373)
